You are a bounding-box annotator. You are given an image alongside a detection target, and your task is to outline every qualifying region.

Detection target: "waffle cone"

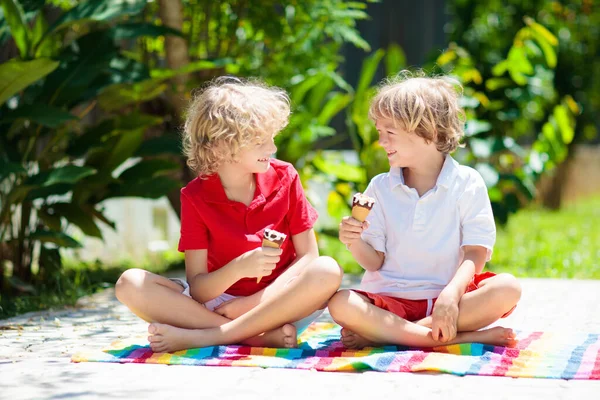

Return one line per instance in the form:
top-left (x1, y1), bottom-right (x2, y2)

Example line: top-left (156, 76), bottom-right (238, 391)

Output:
top-left (351, 206), bottom-right (371, 222)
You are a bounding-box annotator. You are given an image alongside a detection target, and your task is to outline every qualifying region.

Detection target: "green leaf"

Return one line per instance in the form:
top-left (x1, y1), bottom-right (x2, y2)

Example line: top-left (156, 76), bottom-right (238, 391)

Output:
top-left (150, 58), bottom-right (233, 80)
top-left (525, 17), bottom-right (558, 46)
top-left (0, 58), bottom-right (59, 106)
top-left (327, 191), bottom-right (350, 220)
top-left (98, 79), bottom-right (168, 111)
top-left (336, 25), bottom-right (370, 51)
top-left (29, 229), bottom-right (82, 248)
top-left (2, 104), bottom-right (78, 127)
top-left (27, 165), bottom-right (96, 187)
top-left (385, 43), bottom-right (406, 76)
top-left (485, 78), bottom-right (513, 91)
top-left (0, 0), bottom-right (30, 58)
top-left (106, 176), bottom-right (179, 199)
top-left (313, 153), bottom-right (366, 183)
top-left (0, 159), bottom-right (26, 180)
top-left (317, 93), bottom-right (352, 125)
top-left (135, 136), bottom-right (182, 157)
top-left (554, 105), bottom-right (574, 144)
top-left (50, 203), bottom-right (103, 238)
top-left (44, 0), bottom-right (146, 38)
top-left (356, 49), bottom-right (385, 99)
top-left (38, 206), bottom-right (62, 231)
top-left (103, 128), bottom-right (145, 172)
top-left (107, 22), bottom-right (183, 41)
top-left (118, 159), bottom-right (180, 182)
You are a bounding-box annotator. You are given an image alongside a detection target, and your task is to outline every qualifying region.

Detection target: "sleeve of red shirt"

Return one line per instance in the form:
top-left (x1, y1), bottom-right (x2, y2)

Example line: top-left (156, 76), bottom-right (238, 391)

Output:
top-left (177, 189), bottom-right (209, 252)
top-left (286, 167), bottom-right (319, 235)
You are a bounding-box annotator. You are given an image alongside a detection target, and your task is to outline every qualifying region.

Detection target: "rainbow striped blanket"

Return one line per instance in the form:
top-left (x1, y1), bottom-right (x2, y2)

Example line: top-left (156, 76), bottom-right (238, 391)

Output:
top-left (72, 323), bottom-right (600, 379)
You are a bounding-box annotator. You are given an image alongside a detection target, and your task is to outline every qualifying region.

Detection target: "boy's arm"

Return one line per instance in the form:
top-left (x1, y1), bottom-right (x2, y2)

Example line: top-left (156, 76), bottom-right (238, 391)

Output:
top-left (439, 245), bottom-right (487, 301)
top-left (340, 217), bottom-right (385, 271)
top-left (213, 228), bottom-right (319, 319)
top-left (430, 245), bottom-right (487, 342)
top-left (186, 247), bottom-right (281, 303)
top-left (185, 250), bottom-right (241, 303)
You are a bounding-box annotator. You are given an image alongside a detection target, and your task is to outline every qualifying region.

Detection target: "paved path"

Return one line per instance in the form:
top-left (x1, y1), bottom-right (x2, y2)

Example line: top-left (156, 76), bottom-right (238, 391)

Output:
top-left (1, 276), bottom-right (600, 400)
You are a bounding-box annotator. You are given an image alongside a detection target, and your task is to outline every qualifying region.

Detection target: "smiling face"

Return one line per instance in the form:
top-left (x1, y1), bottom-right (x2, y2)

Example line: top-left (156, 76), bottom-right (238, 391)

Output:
top-left (235, 131), bottom-right (278, 174)
top-left (375, 117), bottom-right (434, 169)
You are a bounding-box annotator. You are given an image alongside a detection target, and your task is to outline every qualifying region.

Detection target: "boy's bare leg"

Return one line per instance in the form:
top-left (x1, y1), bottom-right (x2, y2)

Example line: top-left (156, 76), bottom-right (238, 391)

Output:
top-left (147, 256), bottom-right (343, 352)
top-left (328, 290), bottom-right (517, 349)
top-left (415, 273), bottom-right (521, 332)
top-left (115, 269), bottom-right (296, 349)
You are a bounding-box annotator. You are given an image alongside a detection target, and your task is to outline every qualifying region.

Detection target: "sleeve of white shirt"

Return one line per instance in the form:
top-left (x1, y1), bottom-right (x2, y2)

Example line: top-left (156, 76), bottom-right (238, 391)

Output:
top-left (360, 179), bottom-right (387, 254)
top-left (458, 170), bottom-right (496, 261)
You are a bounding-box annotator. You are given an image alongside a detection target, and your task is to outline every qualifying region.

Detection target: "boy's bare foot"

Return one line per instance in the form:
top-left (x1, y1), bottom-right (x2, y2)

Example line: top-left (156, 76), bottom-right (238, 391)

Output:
top-left (147, 323), bottom-right (298, 353)
top-left (340, 328), bottom-right (379, 349)
top-left (465, 326), bottom-right (517, 347)
top-left (245, 324), bottom-right (297, 349)
top-left (148, 323), bottom-right (201, 353)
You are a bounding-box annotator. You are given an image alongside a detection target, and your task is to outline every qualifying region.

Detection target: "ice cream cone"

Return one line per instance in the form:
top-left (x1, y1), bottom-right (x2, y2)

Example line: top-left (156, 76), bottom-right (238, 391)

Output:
top-left (257, 229), bottom-right (287, 283)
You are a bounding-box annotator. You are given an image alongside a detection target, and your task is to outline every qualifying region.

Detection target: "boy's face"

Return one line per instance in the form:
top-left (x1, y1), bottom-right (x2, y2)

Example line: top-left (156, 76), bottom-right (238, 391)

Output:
top-left (375, 118), bottom-right (432, 168)
top-left (236, 132), bottom-right (278, 173)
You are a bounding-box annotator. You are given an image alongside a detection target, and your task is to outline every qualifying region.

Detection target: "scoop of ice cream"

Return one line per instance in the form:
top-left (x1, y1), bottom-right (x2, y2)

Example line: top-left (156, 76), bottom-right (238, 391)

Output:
top-left (352, 193), bottom-right (375, 209)
top-left (263, 228), bottom-right (287, 244)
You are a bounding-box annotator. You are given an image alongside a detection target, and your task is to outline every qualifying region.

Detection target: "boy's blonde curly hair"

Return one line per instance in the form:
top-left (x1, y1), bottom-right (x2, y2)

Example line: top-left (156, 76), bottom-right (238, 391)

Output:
top-left (368, 71), bottom-right (466, 154)
top-left (182, 77), bottom-right (291, 177)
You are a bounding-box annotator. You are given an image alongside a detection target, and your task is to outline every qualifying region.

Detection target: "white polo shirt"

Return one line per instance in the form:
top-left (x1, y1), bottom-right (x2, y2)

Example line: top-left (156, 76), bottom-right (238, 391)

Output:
top-left (360, 155), bottom-right (496, 300)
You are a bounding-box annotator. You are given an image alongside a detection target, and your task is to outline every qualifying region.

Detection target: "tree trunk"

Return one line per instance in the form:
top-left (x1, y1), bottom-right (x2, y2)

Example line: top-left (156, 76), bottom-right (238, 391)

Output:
top-left (158, 0), bottom-right (191, 219)
top-left (541, 146), bottom-right (575, 210)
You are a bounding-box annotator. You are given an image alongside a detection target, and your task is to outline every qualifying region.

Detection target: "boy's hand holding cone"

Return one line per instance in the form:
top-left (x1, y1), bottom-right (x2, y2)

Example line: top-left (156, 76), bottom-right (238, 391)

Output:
top-left (257, 229), bottom-right (287, 283)
top-left (339, 193), bottom-right (375, 250)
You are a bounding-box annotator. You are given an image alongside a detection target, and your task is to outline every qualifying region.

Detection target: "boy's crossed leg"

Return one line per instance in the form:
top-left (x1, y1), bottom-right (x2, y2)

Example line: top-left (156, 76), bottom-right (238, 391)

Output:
top-left (116, 256), bottom-right (342, 352)
top-left (328, 288), bottom-right (518, 350)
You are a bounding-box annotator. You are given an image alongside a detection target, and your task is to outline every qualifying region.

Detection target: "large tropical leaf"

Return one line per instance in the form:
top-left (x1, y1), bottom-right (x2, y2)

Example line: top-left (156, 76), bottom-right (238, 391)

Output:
top-left (43, 0), bottom-right (146, 38)
top-left (107, 22), bottom-right (183, 41)
top-left (39, 31), bottom-right (118, 107)
top-left (2, 104), bottom-right (78, 127)
top-left (0, 58), bottom-right (59, 106)
top-left (118, 159), bottom-right (180, 182)
top-left (29, 229), bottom-right (82, 248)
top-left (0, 0), bottom-right (30, 58)
top-left (97, 79), bottom-right (168, 111)
top-left (134, 136), bottom-right (182, 157)
top-left (27, 165), bottom-right (97, 187)
top-left (49, 203), bottom-right (103, 238)
top-left (106, 176), bottom-right (180, 199)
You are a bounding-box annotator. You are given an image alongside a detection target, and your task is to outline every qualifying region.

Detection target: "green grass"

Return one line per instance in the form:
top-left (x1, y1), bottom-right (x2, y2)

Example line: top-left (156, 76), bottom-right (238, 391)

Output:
top-left (489, 197), bottom-right (600, 279)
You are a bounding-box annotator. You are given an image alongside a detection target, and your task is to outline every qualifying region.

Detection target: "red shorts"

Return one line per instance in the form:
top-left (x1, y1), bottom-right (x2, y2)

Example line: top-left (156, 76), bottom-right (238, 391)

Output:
top-left (352, 272), bottom-right (516, 322)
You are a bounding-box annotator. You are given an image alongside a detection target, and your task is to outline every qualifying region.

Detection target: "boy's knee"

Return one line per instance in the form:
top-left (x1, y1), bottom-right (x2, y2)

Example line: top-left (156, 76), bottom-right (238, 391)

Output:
top-left (115, 268), bottom-right (146, 302)
top-left (327, 289), bottom-right (353, 323)
top-left (493, 273), bottom-right (522, 304)
top-left (306, 256), bottom-right (343, 289)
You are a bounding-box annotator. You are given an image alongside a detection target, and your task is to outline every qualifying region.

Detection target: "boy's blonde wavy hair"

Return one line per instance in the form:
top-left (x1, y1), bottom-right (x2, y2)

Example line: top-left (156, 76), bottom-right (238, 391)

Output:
top-left (182, 77), bottom-right (291, 177)
top-left (368, 71), bottom-right (466, 154)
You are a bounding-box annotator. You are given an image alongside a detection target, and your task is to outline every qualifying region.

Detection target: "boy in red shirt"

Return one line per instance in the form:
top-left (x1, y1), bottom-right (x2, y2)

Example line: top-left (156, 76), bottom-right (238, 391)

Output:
top-left (115, 77), bottom-right (343, 352)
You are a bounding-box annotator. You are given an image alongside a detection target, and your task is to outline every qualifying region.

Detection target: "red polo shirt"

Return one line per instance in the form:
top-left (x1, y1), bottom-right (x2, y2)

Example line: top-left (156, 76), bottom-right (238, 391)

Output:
top-left (178, 159), bottom-right (318, 296)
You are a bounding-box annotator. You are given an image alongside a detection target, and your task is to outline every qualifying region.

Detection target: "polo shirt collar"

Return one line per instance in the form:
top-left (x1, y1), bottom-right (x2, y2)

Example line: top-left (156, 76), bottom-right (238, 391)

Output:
top-left (201, 162), bottom-right (282, 203)
top-left (389, 154), bottom-right (458, 190)
top-left (255, 162), bottom-right (282, 198)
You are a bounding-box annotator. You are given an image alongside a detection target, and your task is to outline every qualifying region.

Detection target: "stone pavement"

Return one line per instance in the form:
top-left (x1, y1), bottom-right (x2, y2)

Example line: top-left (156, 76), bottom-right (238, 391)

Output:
top-left (1, 276), bottom-right (600, 400)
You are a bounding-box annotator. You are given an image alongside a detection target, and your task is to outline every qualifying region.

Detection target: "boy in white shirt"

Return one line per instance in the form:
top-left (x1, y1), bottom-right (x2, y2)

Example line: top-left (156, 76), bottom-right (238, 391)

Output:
top-left (330, 73), bottom-right (521, 349)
